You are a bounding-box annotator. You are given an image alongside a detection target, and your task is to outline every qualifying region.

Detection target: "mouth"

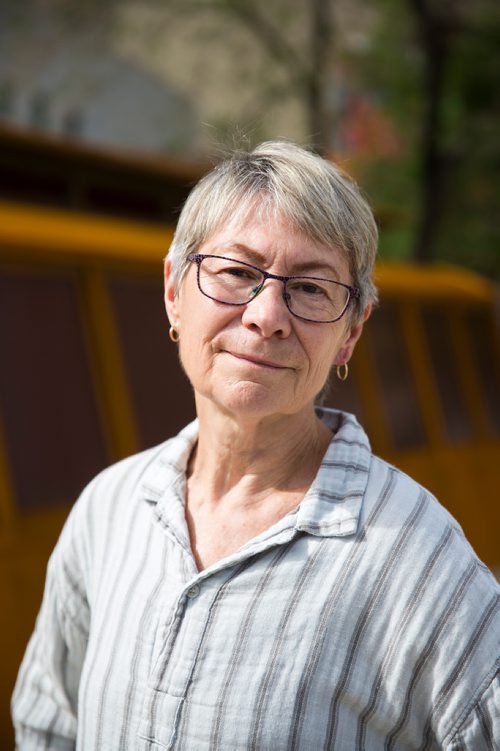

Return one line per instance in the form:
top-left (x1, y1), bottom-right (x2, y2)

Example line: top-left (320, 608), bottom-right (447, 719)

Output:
top-left (225, 351), bottom-right (289, 370)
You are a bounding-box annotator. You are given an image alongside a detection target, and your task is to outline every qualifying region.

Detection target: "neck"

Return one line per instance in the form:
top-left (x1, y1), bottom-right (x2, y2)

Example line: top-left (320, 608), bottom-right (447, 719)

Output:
top-left (189, 397), bottom-right (332, 507)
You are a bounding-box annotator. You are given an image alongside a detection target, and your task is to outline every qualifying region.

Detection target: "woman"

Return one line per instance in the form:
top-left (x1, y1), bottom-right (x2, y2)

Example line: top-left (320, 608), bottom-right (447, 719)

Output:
top-left (13, 142), bottom-right (499, 749)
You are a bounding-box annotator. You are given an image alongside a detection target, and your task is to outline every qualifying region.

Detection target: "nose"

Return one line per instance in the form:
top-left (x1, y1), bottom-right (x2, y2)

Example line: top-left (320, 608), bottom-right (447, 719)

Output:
top-left (241, 279), bottom-right (292, 338)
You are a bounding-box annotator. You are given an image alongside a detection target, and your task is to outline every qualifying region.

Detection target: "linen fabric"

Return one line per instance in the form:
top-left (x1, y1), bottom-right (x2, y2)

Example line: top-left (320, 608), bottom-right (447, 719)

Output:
top-left (12, 409), bottom-right (500, 750)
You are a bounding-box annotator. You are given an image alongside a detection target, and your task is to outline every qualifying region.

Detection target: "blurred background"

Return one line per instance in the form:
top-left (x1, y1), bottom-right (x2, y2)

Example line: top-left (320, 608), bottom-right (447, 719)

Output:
top-left (0, 0), bottom-right (499, 745)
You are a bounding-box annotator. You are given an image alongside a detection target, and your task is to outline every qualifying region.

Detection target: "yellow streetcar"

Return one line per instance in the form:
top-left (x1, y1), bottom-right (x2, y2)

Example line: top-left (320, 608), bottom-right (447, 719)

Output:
top-left (0, 125), bottom-right (498, 747)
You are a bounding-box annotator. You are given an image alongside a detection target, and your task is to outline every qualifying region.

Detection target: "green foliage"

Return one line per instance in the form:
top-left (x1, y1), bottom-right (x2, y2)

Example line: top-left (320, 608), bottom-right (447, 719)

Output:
top-left (345, 0), bottom-right (422, 265)
top-left (347, 0), bottom-right (500, 279)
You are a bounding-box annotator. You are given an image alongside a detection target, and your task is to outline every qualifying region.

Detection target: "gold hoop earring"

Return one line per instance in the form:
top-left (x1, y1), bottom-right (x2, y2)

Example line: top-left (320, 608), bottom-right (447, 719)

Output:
top-left (336, 363), bottom-right (348, 381)
top-left (168, 326), bottom-right (180, 343)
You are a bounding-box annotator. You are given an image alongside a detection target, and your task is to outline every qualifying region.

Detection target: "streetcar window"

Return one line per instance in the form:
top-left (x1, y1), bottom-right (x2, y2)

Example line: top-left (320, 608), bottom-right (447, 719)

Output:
top-left (0, 269), bottom-right (108, 510)
top-left (422, 306), bottom-right (472, 443)
top-left (466, 309), bottom-right (500, 435)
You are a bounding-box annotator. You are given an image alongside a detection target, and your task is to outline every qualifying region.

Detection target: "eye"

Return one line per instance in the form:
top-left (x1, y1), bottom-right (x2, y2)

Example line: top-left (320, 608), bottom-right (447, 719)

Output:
top-left (225, 266), bottom-right (251, 278)
top-left (219, 264), bottom-right (260, 282)
top-left (289, 280), bottom-right (327, 296)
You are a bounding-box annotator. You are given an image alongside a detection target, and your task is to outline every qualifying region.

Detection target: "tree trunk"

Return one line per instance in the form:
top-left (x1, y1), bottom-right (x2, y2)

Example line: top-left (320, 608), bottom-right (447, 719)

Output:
top-left (308, 0), bottom-right (333, 155)
top-left (410, 0), bottom-right (450, 262)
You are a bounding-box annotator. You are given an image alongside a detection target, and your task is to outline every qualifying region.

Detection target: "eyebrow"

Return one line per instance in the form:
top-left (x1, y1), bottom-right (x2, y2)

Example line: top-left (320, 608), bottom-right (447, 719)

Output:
top-left (219, 243), bottom-right (342, 280)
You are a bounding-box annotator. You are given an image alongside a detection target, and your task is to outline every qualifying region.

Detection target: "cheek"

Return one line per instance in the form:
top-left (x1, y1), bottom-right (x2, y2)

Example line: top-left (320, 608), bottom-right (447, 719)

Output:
top-left (176, 304), bottom-right (228, 381)
top-left (310, 333), bottom-right (340, 372)
top-left (310, 355), bottom-right (335, 394)
top-left (303, 331), bottom-right (345, 392)
top-left (178, 325), bottom-right (212, 377)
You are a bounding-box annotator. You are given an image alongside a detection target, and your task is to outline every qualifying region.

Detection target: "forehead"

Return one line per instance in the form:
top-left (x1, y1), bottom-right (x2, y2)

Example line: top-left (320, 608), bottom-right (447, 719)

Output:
top-left (199, 208), bottom-right (349, 277)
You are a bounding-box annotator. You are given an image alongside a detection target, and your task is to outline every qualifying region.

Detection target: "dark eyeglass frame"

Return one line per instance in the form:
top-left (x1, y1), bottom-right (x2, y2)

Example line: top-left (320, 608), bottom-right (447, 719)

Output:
top-left (187, 253), bottom-right (360, 323)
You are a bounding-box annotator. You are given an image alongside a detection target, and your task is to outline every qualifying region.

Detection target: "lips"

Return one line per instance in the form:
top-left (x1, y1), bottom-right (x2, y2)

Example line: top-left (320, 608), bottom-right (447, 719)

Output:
top-left (225, 351), bottom-right (289, 370)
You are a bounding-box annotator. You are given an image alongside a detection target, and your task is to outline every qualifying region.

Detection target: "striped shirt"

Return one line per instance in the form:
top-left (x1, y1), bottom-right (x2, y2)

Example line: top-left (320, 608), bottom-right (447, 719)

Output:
top-left (12, 408), bottom-right (499, 750)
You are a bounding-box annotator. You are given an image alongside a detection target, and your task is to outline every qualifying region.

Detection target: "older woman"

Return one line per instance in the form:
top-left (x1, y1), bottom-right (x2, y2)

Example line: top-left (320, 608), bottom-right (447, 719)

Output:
top-left (13, 142), bottom-right (499, 750)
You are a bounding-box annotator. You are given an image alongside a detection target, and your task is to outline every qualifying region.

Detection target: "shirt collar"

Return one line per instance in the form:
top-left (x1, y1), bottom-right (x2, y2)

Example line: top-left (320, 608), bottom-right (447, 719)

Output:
top-left (295, 407), bottom-right (371, 537)
top-left (138, 408), bottom-right (371, 540)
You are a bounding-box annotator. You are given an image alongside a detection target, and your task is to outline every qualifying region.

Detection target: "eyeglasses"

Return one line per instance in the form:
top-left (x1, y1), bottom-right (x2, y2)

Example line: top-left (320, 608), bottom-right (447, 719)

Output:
top-left (187, 254), bottom-right (360, 323)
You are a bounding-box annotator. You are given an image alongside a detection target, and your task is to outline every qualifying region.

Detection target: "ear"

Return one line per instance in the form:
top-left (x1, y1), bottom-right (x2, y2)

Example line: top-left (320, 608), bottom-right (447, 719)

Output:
top-left (164, 258), bottom-right (180, 329)
top-left (334, 304), bottom-right (372, 366)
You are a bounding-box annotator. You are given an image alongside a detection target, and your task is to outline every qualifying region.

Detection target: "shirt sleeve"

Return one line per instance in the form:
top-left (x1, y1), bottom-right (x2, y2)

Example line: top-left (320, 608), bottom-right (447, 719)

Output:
top-left (11, 504), bottom-right (90, 750)
top-left (447, 667), bottom-right (500, 750)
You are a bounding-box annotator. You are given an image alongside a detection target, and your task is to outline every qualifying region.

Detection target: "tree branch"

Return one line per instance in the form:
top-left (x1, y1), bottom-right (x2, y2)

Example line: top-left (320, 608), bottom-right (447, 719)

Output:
top-left (210, 0), bottom-right (312, 92)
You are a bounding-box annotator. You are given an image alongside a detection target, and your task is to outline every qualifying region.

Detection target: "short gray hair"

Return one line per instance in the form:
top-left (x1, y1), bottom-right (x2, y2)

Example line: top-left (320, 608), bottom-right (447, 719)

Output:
top-left (168, 140), bottom-right (378, 319)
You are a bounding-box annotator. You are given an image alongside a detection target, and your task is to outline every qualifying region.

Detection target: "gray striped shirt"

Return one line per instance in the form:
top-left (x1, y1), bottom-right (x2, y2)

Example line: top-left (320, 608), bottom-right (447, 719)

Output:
top-left (12, 408), bottom-right (500, 750)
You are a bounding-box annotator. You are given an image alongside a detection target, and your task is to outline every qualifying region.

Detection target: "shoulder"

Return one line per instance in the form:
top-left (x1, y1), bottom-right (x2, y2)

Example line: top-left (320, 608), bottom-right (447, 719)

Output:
top-left (364, 452), bottom-right (466, 540)
top-left (51, 419), bottom-right (198, 572)
top-left (360, 453), bottom-right (499, 741)
top-left (74, 418), bottom-right (197, 517)
top-left (361, 451), bottom-right (499, 586)
top-left (343, 452), bottom-right (499, 745)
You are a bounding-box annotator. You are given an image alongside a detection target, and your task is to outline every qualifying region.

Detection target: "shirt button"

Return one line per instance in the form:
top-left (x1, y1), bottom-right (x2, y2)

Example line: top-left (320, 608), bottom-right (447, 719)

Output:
top-left (186, 584), bottom-right (200, 599)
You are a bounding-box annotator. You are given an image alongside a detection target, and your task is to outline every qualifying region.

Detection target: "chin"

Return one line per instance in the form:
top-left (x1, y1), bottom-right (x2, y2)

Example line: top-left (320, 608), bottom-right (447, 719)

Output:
top-left (214, 379), bottom-right (289, 417)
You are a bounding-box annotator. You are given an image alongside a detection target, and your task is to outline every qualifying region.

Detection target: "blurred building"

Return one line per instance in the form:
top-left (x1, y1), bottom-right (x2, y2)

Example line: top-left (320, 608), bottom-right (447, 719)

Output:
top-left (0, 2), bottom-right (335, 155)
top-left (0, 27), bottom-right (199, 154)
